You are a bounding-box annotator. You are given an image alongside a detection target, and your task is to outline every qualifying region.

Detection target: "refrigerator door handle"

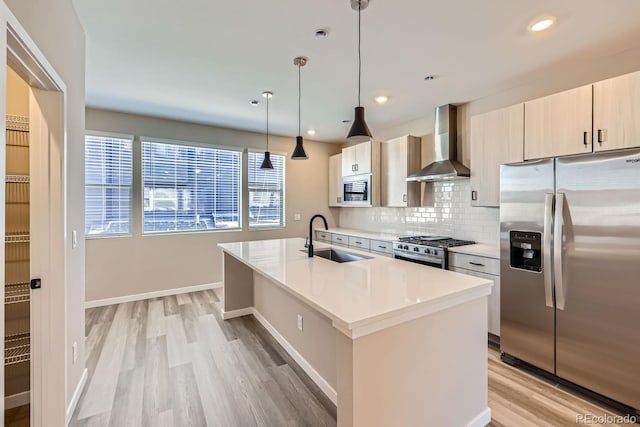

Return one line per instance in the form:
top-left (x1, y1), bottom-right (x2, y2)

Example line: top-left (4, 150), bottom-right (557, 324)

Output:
top-left (543, 193), bottom-right (554, 308)
top-left (554, 192), bottom-right (567, 310)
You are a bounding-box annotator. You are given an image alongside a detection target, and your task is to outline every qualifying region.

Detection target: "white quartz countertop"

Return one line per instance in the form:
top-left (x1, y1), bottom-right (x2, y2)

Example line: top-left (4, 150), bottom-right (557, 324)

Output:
top-left (315, 227), bottom-right (400, 241)
top-left (219, 238), bottom-right (492, 338)
top-left (448, 244), bottom-right (500, 259)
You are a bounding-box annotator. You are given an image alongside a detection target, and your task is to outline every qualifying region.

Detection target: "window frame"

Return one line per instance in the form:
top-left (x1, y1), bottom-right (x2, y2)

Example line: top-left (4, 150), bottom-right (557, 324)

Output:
top-left (139, 136), bottom-right (243, 236)
top-left (84, 131), bottom-right (134, 239)
top-left (247, 149), bottom-right (286, 231)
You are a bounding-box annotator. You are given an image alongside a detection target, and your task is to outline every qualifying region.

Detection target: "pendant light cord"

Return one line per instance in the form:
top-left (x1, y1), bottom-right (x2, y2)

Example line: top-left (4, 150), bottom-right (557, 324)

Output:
top-left (298, 63), bottom-right (302, 136)
top-left (358, 2), bottom-right (362, 107)
top-left (266, 95), bottom-right (269, 151)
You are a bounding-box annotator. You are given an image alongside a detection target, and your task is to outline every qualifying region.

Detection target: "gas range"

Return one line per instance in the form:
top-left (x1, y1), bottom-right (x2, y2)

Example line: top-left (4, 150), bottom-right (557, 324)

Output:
top-left (393, 235), bottom-right (475, 269)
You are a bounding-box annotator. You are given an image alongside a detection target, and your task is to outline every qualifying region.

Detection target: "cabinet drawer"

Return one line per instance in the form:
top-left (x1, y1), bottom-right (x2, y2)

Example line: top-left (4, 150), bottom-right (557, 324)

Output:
top-left (348, 236), bottom-right (370, 250)
top-left (448, 253), bottom-right (499, 275)
top-left (332, 233), bottom-right (349, 246)
top-left (370, 239), bottom-right (393, 255)
top-left (316, 231), bottom-right (332, 242)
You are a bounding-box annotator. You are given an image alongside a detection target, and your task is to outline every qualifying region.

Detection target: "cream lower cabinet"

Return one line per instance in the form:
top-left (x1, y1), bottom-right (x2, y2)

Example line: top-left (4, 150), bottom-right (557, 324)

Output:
top-left (470, 104), bottom-right (524, 207)
top-left (328, 153), bottom-right (342, 207)
top-left (449, 253), bottom-right (500, 337)
top-left (524, 84), bottom-right (593, 160)
top-left (593, 70), bottom-right (640, 152)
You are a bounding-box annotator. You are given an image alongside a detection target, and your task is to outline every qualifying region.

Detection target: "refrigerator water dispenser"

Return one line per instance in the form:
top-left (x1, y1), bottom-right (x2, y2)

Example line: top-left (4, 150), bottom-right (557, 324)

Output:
top-left (510, 231), bottom-right (542, 272)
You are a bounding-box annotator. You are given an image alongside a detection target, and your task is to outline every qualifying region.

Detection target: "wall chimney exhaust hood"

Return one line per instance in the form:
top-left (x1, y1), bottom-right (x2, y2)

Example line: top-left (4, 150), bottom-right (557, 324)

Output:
top-left (406, 104), bottom-right (470, 182)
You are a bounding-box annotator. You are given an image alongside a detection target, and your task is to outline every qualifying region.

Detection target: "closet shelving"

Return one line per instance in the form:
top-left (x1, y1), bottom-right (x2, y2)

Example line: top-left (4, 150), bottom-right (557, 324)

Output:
top-left (5, 114), bottom-right (31, 374)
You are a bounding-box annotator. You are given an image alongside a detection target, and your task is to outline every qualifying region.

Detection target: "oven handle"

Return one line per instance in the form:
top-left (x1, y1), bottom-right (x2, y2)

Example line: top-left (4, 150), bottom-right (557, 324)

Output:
top-left (393, 252), bottom-right (444, 266)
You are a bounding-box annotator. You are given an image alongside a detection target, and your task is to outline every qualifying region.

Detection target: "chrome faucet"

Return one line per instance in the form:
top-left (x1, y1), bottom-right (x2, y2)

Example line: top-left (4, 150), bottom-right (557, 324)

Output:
top-left (308, 214), bottom-right (328, 257)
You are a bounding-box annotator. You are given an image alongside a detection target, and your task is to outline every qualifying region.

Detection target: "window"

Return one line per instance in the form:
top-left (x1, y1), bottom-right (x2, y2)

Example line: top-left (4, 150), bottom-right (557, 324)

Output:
top-left (84, 135), bottom-right (133, 236)
top-left (142, 140), bottom-right (241, 233)
top-left (248, 152), bottom-right (285, 229)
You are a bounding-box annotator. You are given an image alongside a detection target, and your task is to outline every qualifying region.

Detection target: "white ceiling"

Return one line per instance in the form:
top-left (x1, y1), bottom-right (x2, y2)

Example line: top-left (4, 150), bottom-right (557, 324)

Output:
top-left (73, 0), bottom-right (640, 142)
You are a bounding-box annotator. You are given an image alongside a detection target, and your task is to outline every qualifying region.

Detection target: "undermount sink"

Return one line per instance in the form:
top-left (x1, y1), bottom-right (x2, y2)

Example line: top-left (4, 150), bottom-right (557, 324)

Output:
top-left (301, 248), bottom-right (372, 263)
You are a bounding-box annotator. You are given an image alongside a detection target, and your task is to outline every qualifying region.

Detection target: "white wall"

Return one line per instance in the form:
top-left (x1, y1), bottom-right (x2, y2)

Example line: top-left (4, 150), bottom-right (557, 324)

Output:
top-left (339, 45), bottom-right (640, 244)
top-left (85, 108), bottom-right (341, 302)
top-left (4, 0), bottom-right (87, 406)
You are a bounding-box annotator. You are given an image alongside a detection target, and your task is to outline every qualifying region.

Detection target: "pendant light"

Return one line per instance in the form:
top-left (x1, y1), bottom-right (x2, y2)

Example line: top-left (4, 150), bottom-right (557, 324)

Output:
top-left (291, 56), bottom-right (309, 160)
top-left (347, 0), bottom-right (372, 142)
top-left (260, 91), bottom-right (274, 169)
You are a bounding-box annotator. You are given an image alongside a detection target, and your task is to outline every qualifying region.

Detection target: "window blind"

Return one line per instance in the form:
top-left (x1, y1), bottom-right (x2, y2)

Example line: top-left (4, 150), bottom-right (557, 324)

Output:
top-left (84, 135), bottom-right (133, 236)
top-left (248, 152), bottom-right (285, 228)
top-left (142, 140), bottom-right (241, 233)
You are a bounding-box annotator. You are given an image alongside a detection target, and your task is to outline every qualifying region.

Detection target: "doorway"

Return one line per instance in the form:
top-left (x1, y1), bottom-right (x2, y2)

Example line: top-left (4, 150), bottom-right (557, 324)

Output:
top-left (1, 10), bottom-right (69, 427)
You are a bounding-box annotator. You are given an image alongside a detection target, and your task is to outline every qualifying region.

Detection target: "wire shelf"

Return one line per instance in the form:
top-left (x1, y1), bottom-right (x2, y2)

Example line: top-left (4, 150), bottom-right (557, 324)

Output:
top-left (5, 175), bottom-right (29, 183)
top-left (6, 115), bottom-right (29, 132)
top-left (5, 282), bottom-right (30, 305)
top-left (5, 334), bottom-right (30, 365)
top-left (5, 234), bottom-right (30, 244)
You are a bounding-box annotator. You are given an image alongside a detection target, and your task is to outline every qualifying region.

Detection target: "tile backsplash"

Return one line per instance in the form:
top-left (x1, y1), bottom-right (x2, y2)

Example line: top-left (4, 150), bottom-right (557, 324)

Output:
top-left (338, 180), bottom-right (500, 245)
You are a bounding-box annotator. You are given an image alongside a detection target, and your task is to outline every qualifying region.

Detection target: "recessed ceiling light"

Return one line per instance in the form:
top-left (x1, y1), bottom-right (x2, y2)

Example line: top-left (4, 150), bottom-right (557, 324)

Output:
top-left (375, 95), bottom-right (389, 104)
top-left (250, 100), bottom-right (259, 106)
top-left (315, 29), bottom-right (329, 38)
top-left (424, 75), bottom-right (436, 81)
top-left (261, 91), bottom-right (273, 98)
top-left (307, 129), bottom-right (316, 136)
top-left (529, 16), bottom-right (556, 32)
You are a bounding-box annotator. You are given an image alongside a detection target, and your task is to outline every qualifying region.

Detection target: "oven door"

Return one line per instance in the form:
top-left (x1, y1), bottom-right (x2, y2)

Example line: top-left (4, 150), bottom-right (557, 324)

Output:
top-left (393, 252), bottom-right (444, 269)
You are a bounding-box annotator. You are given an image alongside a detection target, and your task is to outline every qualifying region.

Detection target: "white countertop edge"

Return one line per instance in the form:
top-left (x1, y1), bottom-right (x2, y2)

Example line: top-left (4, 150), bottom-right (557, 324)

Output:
top-left (220, 246), bottom-right (493, 340)
top-left (332, 284), bottom-right (492, 339)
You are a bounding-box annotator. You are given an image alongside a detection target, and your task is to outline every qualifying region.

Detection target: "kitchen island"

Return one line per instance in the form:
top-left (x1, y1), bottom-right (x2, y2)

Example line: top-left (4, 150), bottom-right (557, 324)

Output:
top-left (219, 238), bottom-right (493, 427)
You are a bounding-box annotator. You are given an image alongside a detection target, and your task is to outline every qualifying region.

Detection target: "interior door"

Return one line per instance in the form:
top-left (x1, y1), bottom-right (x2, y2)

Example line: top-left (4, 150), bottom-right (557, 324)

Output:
top-left (555, 149), bottom-right (640, 409)
top-left (499, 159), bottom-right (555, 372)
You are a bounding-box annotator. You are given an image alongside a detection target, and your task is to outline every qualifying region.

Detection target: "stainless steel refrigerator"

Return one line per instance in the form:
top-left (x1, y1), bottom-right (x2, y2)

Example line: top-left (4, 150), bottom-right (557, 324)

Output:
top-left (500, 148), bottom-right (640, 412)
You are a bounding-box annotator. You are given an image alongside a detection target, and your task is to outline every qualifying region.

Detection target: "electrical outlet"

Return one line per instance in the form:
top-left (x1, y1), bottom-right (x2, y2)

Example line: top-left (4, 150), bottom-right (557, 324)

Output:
top-left (297, 314), bottom-right (303, 331)
top-left (72, 341), bottom-right (78, 363)
top-left (294, 213), bottom-right (301, 221)
top-left (72, 230), bottom-right (78, 249)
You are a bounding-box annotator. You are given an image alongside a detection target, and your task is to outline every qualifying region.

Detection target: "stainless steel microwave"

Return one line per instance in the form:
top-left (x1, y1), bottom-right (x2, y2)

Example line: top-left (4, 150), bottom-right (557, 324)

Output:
top-left (342, 174), bottom-right (371, 206)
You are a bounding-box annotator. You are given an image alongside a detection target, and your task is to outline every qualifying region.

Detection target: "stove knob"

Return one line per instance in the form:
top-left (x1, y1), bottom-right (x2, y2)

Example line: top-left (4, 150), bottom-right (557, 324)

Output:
top-left (403, 245), bottom-right (409, 250)
top-left (413, 247), bottom-right (420, 252)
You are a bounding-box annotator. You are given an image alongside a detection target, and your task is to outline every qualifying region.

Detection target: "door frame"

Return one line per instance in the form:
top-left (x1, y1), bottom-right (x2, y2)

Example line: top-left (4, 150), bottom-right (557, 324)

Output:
top-left (1, 3), bottom-right (69, 425)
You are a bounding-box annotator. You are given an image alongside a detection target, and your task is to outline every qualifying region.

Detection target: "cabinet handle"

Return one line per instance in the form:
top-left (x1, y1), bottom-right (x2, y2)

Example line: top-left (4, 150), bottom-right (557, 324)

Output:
top-left (583, 131), bottom-right (589, 146)
top-left (355, 164), bottom-right (359, 172)
top-left (469, 261), bottom-right (485, 267)
top-left (378, 245), bottom-right (387, 249)
top-left (402, 194), bottom-right (407, 203)
top-left (597, 129), bottom-right (605, 144)
top-left (471, 190), bottom-right (478, 201)
top-left (351, 164), bottom-right (355, 172)
top-left (355, 241), bottom-right (362, 244)
top-left (336, 237), bottom-right (343, 241)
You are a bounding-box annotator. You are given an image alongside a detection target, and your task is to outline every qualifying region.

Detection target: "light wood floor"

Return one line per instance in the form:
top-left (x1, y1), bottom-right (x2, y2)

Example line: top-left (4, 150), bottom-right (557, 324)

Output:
top-left (69, 289), bottom-right (630, 426)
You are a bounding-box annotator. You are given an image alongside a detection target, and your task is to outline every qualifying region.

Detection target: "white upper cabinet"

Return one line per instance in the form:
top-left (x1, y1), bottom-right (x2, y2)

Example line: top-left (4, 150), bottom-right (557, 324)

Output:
top-left (593, 70), bottom-right (640, 152)
top-left (342, 141), bottom-right (373, 176)
top-left (329, 153), bottom-right (342, 207)
top-left (381, 135), bottom-right (422, 207)
top-left (470, 104), bottom-right (524, 207)
top-left (524, 84), bottom-right (593, 160)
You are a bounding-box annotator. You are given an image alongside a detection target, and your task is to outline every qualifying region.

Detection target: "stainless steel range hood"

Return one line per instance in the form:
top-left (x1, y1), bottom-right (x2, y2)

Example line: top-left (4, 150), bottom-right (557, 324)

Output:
top-left (406, 104), bottom-right (470, 182)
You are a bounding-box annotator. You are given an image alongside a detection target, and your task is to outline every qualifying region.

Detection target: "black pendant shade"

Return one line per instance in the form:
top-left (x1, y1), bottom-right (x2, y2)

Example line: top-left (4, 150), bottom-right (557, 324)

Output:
top-left (260, 151), bottom-right (274, 169)
top-left (291, 135), bottom-right (308, 160)
top-left (347, 106), bottom-right (372, 142)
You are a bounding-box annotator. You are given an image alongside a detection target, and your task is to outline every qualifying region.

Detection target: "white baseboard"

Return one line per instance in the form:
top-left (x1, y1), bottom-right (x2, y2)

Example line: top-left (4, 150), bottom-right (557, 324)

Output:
top-left (85, 282), bottom-right (222, 308)
top-left (467, 408), bottom-right (491, 427)
top-left (5, 390), bottom-right (30, 409)
top-left (66, 368), bottom-right (88, 426)
top-left (221, 307), bottom-right (253, 320)
top-left (250, 308), bottom-right (338, 406)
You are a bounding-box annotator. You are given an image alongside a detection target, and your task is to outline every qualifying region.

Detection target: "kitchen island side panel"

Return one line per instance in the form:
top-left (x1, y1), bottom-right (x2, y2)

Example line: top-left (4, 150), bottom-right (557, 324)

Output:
top-left (253, 272), bottom-right (337, 389)
top-left (222, 253), bottom-right (254, 312)
top-left (337, 297), bottom-right (490, 427)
